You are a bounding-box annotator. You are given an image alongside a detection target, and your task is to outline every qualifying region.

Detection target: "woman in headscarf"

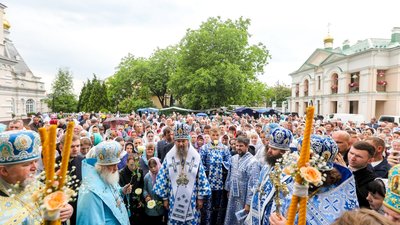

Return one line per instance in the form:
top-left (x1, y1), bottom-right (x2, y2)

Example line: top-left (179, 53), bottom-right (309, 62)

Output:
top-left (139, 142), bottom-right (158, 176)
top-left (143, 157), bottom-right (164, 225)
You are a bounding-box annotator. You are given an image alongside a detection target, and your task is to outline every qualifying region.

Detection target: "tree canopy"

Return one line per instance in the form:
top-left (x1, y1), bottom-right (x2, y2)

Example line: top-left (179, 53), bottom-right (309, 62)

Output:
top-left (47, 68), bottom-right (77, 112)
top-left (169, 17), bottom-right (270, 109)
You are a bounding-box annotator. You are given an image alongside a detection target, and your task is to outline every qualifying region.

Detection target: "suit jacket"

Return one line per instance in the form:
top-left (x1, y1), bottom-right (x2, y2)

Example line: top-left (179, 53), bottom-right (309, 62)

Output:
top-left (157, 140), bottom-right (173, 163)
top-left (372, 158), bottom-right (391, 178)
top-left (353, 166), bottom-right (376, 208)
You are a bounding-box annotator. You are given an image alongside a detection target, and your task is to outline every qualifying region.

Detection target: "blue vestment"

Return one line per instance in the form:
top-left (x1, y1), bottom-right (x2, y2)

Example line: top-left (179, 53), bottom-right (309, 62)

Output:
top-left (154, 146), bottom-right (211, 225)
top-left (224, 152), bottom-right (260, 225)
top-left (77, 158), bottom-right (130, 225)
top-left (200, 142), bottom-right (231, 225)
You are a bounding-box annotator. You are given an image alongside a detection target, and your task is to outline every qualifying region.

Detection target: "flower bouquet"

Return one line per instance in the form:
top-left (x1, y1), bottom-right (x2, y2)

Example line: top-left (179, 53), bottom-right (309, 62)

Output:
top-left (349, 82), bottom-right (359, 88)
top-left (377, 80), bottom-right (387, 86)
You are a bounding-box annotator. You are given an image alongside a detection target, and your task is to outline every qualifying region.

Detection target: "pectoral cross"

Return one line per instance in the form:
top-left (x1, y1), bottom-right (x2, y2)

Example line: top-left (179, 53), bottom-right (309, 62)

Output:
top-left (269, 164), bottom-right (289, 217)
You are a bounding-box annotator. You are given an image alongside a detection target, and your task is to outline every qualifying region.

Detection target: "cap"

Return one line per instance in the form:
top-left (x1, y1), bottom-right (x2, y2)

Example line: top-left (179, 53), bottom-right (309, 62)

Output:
top-left (269, 127), bottom-right (293, 151)
top-left (95, 141), bottom-right (122, 165)
top-left (0, 130), bottom-right (41, 165)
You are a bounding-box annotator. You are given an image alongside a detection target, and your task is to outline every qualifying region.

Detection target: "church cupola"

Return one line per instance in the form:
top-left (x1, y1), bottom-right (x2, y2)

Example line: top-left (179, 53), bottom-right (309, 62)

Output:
top-left (324, 34), bottom-right (334, 49)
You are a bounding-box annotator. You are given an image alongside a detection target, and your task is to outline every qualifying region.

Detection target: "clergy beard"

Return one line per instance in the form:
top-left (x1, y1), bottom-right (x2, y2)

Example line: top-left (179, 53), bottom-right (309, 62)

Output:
top-left (265, 153), bottom-right (283, 166)
top-left (21, 176), bottom-right (35, 188)
top-left (176, 144), bottom-right (188, 160)
top-left (96, 165), bottom-right (120, 185)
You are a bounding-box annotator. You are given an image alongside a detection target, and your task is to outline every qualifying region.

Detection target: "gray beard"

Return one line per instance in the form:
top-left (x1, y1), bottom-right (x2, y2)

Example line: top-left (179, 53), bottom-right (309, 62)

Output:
top-left (176, 144), bottom-right (188, 159)
top-left (96, 165), bottom-right (120, 185)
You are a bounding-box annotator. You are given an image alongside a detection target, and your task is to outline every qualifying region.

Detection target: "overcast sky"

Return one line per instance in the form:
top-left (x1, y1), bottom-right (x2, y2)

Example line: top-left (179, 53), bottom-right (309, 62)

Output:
top-left (3, 0), bottom-right (400, 94)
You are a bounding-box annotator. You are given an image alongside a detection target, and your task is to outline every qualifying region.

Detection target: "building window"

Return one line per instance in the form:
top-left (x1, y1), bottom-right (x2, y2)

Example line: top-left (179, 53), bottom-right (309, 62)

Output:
top-left (376, 70), bottom-right (387, 92)
top-left (349, 72), bottom-right (359, 92)
top-left (331, 74), bottom-right (338, 94)
top-left (304, 80), bottom-right (309, 96)
top-left (295, 84), bottom-right (300, 97)
top-left (26, 99), bottom-right (35, 114)
top-left (317, 76), bottom-right (321, 90)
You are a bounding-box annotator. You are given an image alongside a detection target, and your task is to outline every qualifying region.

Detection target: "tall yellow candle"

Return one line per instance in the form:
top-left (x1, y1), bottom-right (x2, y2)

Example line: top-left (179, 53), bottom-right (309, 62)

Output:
top-left (45, 125), bottom-right (57, 191)
top-left (38, 128), bottom-right (49, 176)
top-left (286, 106), bottom-right (314, 225)
top-left (58, 122), bottom-right (74, 189)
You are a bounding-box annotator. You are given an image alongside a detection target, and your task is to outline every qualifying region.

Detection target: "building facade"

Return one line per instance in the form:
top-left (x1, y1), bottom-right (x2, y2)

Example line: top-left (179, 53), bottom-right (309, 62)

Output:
top-left (0, 4), bottom-right (48, 121)
top-left (289, 27), bottom-right (400, 120)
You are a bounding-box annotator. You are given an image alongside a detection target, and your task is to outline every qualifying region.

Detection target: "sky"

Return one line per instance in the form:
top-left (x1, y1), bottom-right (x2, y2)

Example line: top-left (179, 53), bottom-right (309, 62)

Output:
top-left (2, 0), bottom-right (400, 95)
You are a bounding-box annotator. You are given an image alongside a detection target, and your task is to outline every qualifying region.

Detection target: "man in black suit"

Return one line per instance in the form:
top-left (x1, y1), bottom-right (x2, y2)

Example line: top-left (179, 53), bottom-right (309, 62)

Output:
top-left (366, 136), bottom-right (392, 178)
top-left (157, 127), bottom-right (174, 162)
top-left (348, 141), bottom-right (377, 208)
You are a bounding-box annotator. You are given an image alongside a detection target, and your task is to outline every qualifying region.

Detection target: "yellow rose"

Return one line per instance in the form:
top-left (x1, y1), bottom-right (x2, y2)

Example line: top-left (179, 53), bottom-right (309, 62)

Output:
top-left (135, 188), bottom-right (142, 195)
top-left (213, 140), bottom-right (219, 145)
top-left (300, 166), bottom-right (322, 186)
top-left (147, 200), bottom-right (156, 209)
top-left (43, 191), bottom-right (68, 211)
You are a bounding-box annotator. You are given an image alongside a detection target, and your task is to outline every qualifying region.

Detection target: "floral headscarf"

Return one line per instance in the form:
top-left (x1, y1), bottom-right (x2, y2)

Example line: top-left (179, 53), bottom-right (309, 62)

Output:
top-left (148, 157), bottom-right (161, 185)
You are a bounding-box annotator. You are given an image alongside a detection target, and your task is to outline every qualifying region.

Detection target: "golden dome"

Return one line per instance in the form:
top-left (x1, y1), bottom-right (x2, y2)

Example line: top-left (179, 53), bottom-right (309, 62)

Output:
top-left (324, 34), bottom-right (333, 43)
top-left (3, 19), bottom-right (10, 30)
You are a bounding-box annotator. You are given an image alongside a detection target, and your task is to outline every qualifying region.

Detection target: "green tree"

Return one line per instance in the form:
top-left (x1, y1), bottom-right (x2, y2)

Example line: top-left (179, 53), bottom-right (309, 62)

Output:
top-left (265, 82), bottom-right (291, 107)
top-left (144, 46), bottom-right (178, 107)
top-left (107, 54), bottom-right (153, 112)
top-left (77, 79), bottom-right (91, 112)
top-left (169, 17), bottom-right (270, 109)
top-left (47, 68), bottom-right (77, 112)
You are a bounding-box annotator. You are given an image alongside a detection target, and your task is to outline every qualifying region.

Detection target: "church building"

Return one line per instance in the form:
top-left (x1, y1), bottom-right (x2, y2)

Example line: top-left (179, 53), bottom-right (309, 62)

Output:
top-left (0, 4), bottom-right (48, 121)
top-left (289, 27), bottom-right (400, 120)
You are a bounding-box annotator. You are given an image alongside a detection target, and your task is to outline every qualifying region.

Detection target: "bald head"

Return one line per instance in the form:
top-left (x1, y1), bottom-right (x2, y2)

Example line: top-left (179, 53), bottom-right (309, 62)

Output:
top-left (332, 131), bottom-right (351, 154)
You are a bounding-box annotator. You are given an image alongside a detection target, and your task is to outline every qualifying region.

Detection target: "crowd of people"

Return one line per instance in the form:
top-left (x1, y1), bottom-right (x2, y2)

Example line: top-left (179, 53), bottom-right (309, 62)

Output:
top-left (0, 111), bottom-right (400, 225)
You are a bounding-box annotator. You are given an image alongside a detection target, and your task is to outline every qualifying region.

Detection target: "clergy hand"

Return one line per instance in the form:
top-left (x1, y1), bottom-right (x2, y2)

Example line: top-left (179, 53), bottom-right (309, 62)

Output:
top-left (60, 204), bottom-right (74, 222)
top-left (122, 184), bottom-right (132, 195)
top-left (269, 212), bottom-right (286, 225)
top-left (196, 199), bottom-right (204, 210)
top-left (244, 204), bottom-right (250, 213)
top-left (163, 200), bottom-right (169, 210)
top-left (334, 153), bottom-right (347, 166)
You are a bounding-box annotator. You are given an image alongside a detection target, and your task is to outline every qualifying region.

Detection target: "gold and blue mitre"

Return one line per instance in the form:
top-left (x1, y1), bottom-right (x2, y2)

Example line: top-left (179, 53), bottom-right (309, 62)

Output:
top-left (383, 164), bottom-right (400, 214)
top-left (0, 130), bottom-right (40, 165)
top-left (95, 140), bottom-right (122, 165)
top-left (298, 135), bottom-right (338, 170)
top-left (174, 124), bottom-right (190, 140)
top-left (269, 127), bottom-right (293, 151)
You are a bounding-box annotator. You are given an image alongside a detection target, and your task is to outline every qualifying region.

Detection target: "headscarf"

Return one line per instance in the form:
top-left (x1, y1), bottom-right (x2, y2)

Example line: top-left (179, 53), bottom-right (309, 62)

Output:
top-left (141, 142), bottom-right (158, 166)
top-left (148, 157), bottom-right (161, 185)
top-left (93, 133), bottom-right (103, 146)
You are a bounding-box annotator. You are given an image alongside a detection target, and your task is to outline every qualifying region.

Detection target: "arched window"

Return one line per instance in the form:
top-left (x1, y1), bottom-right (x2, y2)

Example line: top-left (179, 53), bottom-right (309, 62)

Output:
top-left (304, 80), bottom-right (309, 96)
top-left (331, 73), bottom-right (338, 94)
top-left (26, 99), bottom-right (35, 114)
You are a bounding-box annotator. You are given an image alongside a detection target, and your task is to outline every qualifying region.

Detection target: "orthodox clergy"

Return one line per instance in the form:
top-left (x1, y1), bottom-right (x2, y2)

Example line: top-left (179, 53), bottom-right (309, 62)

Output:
top-left (77, 140), bottom-right (132, 225)
top-left (154, 124), bottom-right (211, 225)
top-left (0, 130), bottom-right (73, 224)
top-left (382, 164), bottom-right (400, 224)
top-left (200, 127), bottom-right (231, 225)
top-left (224, 136), bottom-right (260, 225)
top-left (268, 135), bottom-right (359, 225)
top-left (246, 127), bottom-right (293, 225)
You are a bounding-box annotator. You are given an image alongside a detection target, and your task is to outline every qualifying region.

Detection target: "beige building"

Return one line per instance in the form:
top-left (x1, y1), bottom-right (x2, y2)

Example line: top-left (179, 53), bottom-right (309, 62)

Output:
top-left (0, 4), bottom-right (48, 121)
top-left (288, 27), bottom-right (400, 120)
